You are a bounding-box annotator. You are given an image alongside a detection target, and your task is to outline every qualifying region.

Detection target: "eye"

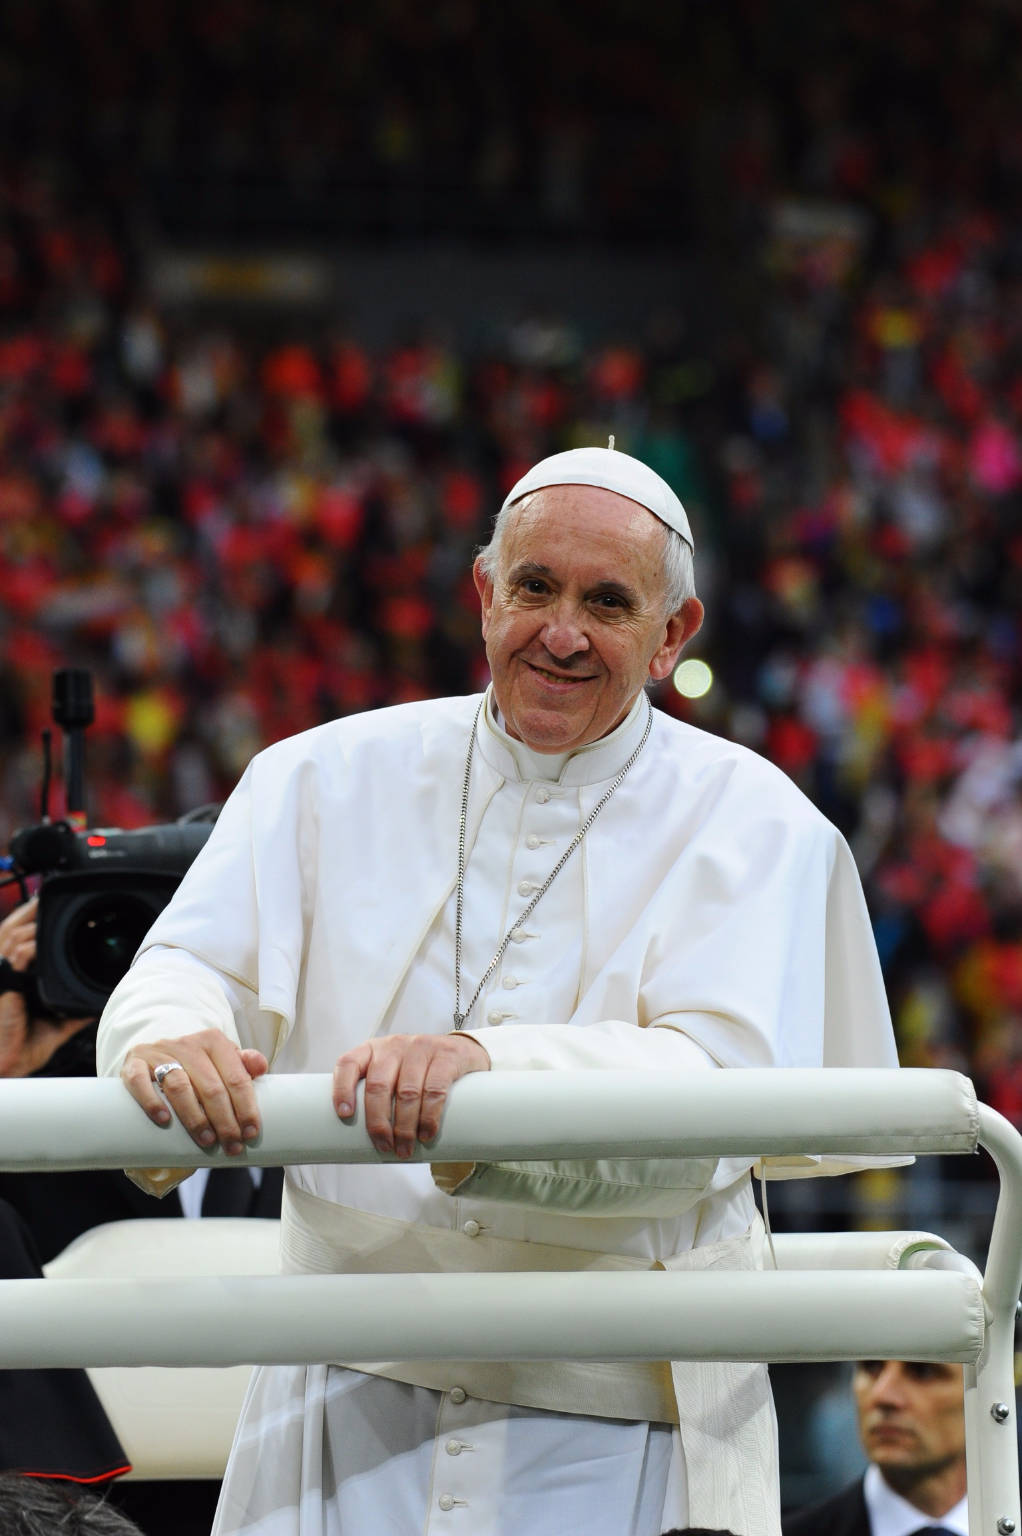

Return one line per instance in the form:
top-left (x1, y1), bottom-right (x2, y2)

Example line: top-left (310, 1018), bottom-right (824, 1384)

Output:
top-left (591, 591), bottom-right (628, 612)
top-left (906, 1363), bottom-right (947, 1382)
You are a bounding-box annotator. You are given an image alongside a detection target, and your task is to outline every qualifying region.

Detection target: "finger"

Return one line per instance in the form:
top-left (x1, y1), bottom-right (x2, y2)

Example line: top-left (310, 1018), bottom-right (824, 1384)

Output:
top-left (7, 935), bottom-right (35, 969)
top-left (186, 1032), bottom-right (265, 1152)
top-left (0, 925), bottom-right (36, 969)
top-left (0, 900), bottom-right (37, 936)
top-left (392, 1038), bottom-right (439, 1159)
top-left (121, 1048), bottom-right (175, 1128)
top-left (415, 1067), bottom-right (459, 1146)
top-left (124, 1033), bottom-right (259, 1154)
top-left (332, 1042), bottom-right (372, 1120)
top-left (361, 1043), bottom-right (406, 1154)
top-left (0, 993), bottom-right (29, 1076)
top-left (240, 1048), bottom-right (269, 1081)
top-left (147, 1051), bottom-right (223, 1147)
top-left (0, 897), bottom-right (37, 941)
top-left (419, 1036), bottom-right (491, 1143)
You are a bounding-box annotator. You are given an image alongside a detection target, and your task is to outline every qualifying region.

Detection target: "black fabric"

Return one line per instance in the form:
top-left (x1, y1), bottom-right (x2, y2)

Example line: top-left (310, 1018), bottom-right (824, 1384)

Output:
top-left (783, 1476), bottom-right (871, 1536)
top-left (106, 1476), bottom-right (223, 1536)
top-left (0, 1029), bottom-right (183, 1266)
top-left (0, 1166), bottom-right (182, 1267)
top-left (0, 1030), bottom-right (283, 1262)
top-left (0, 1162), bottom-right (284, 1263)
top-left (0, 1200), bottom-right (130, 1483)
top-left (201, 1165), bottom-right (260, 1217)
top-left (0, 1032), bottom-right (283, 1516)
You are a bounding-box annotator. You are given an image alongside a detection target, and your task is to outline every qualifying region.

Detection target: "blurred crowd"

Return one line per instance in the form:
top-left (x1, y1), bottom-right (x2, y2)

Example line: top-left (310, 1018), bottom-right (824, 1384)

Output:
top-left (1, 0), bottom-right (1022, 1149)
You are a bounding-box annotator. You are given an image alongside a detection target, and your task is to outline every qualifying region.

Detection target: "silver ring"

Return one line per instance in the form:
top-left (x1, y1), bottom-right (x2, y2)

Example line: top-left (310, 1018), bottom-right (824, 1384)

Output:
top-left (153, 1061), bottom-right (185, 1088)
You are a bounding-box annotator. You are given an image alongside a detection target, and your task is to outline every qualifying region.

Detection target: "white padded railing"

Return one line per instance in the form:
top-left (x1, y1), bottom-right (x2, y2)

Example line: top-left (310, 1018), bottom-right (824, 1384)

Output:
top-left (0, 1067), bottom-right (1019, 1536)
top-left (0, 1066), bottom-right (983, 1170)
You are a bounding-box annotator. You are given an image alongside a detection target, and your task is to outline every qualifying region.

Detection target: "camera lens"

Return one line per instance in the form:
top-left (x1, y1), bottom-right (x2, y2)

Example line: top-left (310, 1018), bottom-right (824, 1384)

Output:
top-left (66, 894), bottom-right (159, 991)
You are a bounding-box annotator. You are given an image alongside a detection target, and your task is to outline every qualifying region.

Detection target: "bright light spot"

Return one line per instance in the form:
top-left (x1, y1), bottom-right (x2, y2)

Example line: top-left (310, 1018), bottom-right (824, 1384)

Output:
top-left (673, 658), bottom-right (713, 699)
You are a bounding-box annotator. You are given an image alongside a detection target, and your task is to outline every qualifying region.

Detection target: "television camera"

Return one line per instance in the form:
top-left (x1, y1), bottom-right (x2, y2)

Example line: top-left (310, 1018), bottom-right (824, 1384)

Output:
top-left (1, 669), bottom-right (217, 1018)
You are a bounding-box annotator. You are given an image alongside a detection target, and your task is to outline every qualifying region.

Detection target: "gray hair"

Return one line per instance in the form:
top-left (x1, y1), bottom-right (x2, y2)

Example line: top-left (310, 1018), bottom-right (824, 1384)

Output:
top-left (476, 494), bottom-right (697, 615)
top-left (0, 1476), bottom-right (145, 1536)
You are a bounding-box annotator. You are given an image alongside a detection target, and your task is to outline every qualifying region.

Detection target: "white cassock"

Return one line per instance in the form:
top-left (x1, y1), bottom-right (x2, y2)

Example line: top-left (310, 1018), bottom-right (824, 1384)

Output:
top-left (97, 689), bottom-right (903, 1536)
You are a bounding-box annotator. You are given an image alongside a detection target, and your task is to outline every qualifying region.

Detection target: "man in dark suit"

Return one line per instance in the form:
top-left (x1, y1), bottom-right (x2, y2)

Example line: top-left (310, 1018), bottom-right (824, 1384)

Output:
top-left (783, 1360), bottom-right (967, 1536)
top-left (0, 896), bottom-right (283, 1535)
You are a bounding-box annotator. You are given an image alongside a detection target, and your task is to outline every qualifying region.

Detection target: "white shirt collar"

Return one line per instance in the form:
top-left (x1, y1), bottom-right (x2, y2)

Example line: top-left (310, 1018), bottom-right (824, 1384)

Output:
top-left (863, 1462), bottom-right (969, 1536)
top-left (476, 686), bottom-right (651, 786)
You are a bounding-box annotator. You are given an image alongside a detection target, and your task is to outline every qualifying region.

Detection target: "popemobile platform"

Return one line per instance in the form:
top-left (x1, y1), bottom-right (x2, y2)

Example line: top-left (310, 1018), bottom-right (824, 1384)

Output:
top-left (0, 1067), bottom-right (1018, 1536)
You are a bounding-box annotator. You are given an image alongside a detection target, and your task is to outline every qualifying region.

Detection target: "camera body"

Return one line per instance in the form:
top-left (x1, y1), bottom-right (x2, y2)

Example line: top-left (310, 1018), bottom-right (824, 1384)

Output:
top-left (4, 669), bottom-right (216, 1018)
top-left (10, 819), bottom-right (213, 1016)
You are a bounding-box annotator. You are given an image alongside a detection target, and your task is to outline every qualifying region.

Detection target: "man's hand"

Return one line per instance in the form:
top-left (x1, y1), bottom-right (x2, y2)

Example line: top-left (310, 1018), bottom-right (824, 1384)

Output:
top-left (121, 1030), bottom-right (268, 1156)
top-left (333, 1033), bottom-right (490, 1159)
top-left (0, 896), bottom-right (94, 1077)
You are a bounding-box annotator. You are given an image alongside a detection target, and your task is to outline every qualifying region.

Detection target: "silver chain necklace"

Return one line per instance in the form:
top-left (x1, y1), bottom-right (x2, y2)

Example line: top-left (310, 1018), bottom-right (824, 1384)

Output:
top-left (453, 696), bottom-right (654, 1030)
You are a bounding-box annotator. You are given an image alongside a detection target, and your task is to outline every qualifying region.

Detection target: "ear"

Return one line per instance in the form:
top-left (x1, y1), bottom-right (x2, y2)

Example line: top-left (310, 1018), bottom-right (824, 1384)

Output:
top-left (648, 597), bottom-right (704, 683)
top-left (473, 556), bottom-right (494, 639)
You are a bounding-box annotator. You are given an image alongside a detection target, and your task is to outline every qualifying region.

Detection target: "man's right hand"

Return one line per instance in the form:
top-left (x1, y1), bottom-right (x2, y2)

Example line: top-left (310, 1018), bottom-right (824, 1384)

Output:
top-left (121, 1030), bottom-right (268, 1156)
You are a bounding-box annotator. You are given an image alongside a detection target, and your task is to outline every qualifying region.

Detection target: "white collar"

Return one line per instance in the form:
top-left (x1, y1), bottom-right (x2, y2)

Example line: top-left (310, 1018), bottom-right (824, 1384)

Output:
top-left (863, 1462), bottom-right (969, 1536)
top-left (476, 686), bottom-right (651, 786)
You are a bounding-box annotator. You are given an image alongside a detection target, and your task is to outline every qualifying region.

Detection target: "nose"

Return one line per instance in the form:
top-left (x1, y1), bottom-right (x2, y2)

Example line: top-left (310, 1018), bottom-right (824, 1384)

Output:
top-left (869, 1362), bottom-right (908, 1409)
top-left (540, 599), bottom-right (590, 660)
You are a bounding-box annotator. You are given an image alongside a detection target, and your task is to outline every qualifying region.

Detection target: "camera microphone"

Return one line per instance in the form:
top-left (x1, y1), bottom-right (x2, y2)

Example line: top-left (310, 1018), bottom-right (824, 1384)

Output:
top-left (7, 669), bottom-right (218, 1016)
top-left (51, 669), bottom-right (94, 829)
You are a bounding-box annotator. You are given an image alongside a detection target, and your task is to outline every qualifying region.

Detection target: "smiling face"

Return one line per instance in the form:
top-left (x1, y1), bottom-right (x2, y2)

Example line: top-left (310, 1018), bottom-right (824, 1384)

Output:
top-left (473, 484), bottom-right (703, 753)
top-left (853, 1360), bottom-right (967, 1511)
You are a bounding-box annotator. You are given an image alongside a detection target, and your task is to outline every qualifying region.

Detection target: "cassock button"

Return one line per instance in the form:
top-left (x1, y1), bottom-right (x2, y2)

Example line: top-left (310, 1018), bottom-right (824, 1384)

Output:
top-left (501, 975), bottom-right (519, 989)
top-left (517, 879), bottom-right (534, 897)
top-left (509, 929), bottom-right (527, 943)
top-left (449, 1386), bottom-right (467, 1404)
top-left (445, 1440), bottom-right (462, 1456)
top-left (536, 787), bottom-right (551, 804)
top-left (438, 1494), bottom-right (455, 1511)
top-left (487, 1009), bottom-right (504, 1024)
top-left (526, 834), bottom-right (542, 849)
top-left (462, 1219), bottom-right (481, 1237)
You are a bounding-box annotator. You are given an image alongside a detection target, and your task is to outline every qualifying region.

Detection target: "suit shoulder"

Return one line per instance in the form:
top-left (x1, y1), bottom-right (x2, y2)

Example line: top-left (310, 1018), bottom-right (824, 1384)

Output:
top-left (782, 1478), bottom-right (868, 1536)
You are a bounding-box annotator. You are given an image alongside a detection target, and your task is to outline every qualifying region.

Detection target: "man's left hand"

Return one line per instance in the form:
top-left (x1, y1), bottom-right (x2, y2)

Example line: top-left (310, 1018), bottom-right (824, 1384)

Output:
top-left (0, 897), bottom-right (95, 1077)
top-left (332, 1033), bottom-right (490, 1159)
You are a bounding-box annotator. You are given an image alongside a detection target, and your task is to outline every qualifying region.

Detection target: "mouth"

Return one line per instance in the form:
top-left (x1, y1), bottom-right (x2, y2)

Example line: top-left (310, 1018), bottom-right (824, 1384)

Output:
top-left (866, 1424), bottom-right (915, 1444)
top-left (524, 660), bottom-right (595, 687)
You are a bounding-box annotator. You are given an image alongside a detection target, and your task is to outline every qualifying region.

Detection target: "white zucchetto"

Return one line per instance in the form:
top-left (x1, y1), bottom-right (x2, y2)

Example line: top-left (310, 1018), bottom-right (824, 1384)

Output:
top-left (500, 445), bottom-right (694, 551)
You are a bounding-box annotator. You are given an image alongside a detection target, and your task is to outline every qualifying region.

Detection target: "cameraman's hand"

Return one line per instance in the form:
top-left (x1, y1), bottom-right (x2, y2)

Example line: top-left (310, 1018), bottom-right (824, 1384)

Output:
top-left (122, 1030), bottom-right (268, 1156)
top-left (0, 897), bottom-right (95, 1077)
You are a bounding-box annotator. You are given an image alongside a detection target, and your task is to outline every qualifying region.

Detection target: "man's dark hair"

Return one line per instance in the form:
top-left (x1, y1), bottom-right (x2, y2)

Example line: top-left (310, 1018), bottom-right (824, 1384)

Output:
top-left (0, 1476), bottom-right (144, 1535)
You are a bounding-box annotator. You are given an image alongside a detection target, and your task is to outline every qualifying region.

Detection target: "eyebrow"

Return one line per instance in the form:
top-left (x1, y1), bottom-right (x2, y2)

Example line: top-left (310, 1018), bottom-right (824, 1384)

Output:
top-left (508, 561), bottom-right (641, 606)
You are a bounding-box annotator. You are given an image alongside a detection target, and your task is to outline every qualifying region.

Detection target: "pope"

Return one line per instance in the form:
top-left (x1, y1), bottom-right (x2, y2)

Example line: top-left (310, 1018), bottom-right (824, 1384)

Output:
top-left (98, 445), bottom-right (902, 1536)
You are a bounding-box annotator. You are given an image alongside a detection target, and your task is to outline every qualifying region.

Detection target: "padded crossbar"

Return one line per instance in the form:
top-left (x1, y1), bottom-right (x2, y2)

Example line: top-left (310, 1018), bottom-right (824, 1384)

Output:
top-left (0, 1067), bottom-right (980, 1172)
top-left (0, 1270), bottom-right (985, 1369)
top-left (772, 1230), bottom-right (956, 1271)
